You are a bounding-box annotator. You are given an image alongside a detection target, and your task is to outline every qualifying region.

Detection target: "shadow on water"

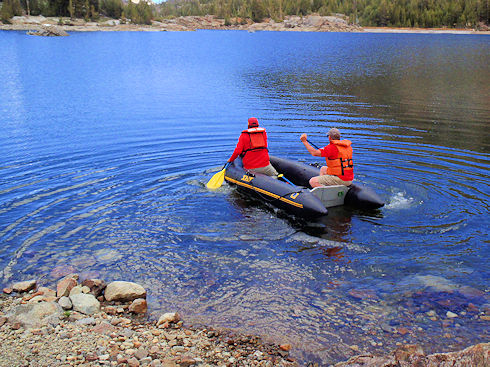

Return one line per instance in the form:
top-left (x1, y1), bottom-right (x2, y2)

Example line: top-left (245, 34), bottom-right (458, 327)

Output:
top-left (227, 185), bottom-right (383, 246)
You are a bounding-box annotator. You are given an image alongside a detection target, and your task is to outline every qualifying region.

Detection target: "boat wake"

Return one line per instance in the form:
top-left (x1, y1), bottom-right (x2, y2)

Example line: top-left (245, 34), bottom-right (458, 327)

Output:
top-left (385, 191), bottom-right (416, 209)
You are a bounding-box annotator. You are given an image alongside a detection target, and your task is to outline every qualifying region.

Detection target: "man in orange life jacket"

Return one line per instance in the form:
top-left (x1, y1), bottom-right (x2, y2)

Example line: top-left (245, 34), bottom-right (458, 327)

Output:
top-left (300, 128), bottom-right (354, 188)
top-left (228, 117), bottom-right (279, 176)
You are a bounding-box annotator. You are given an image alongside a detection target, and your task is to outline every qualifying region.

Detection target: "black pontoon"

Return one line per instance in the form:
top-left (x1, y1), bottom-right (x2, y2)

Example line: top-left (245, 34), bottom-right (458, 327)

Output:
top-left (224, 156), bottom-right (384, 219)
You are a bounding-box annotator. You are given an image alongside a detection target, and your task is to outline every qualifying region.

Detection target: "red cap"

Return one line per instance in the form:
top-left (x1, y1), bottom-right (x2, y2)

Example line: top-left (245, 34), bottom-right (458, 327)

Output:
top-left (248, 117), bottom-right (259, 128)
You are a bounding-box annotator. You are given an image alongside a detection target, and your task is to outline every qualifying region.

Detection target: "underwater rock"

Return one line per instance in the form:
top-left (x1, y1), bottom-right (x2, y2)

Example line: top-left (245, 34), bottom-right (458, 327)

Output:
top-left (334, 343), bottom-right (489, 366)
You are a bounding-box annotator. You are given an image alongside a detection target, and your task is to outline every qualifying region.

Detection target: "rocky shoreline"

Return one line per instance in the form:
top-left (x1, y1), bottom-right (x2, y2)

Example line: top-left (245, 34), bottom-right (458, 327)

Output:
top-left (2, 15), bottom-right (489, 35)
top-left (1, 276), bottom-right (297, 367)
top-left (1, 276), bottom-right (489, 367)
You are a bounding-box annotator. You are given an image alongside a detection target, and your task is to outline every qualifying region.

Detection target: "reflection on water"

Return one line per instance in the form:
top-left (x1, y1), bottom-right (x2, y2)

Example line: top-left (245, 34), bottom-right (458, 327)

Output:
top-left (0, 30), bottom-right (489, 365)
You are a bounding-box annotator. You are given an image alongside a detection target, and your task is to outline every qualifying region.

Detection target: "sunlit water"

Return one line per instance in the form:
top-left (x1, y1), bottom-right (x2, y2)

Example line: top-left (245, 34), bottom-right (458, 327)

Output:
top-left (0, 30), bottom-right (489, 365)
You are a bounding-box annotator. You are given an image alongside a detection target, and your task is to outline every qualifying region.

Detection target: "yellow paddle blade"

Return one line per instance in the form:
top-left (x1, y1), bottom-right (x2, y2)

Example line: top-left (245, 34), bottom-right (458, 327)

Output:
top-left (206, 168), bottom-right (226, 189)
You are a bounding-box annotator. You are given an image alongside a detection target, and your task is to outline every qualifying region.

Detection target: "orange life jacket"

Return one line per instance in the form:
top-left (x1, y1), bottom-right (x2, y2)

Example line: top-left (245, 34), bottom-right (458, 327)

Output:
top-left (326, 140), bottom-right (354, 176)
top-left (240, 127), bottom-right (268, 157)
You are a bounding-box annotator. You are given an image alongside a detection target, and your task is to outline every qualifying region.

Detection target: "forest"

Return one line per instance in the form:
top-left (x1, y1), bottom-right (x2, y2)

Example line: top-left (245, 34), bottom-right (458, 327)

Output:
top-left (1, 0), bottom-right (489, 28)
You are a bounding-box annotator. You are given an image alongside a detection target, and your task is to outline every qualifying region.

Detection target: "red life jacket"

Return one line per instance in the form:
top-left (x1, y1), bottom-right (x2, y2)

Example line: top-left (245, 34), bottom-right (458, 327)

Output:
top-left (326, 140), bottom-right (354, 177)
top-left (240, 127), bottom-right (268, 158)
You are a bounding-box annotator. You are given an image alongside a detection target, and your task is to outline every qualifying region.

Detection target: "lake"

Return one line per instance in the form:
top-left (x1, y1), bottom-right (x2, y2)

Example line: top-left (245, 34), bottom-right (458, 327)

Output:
top-left (0, 29), bottom-right (489, 365)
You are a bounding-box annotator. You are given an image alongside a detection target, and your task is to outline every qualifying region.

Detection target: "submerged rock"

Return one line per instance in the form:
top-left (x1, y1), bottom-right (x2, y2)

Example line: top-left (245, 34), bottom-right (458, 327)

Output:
top-left (334, 343), bottom-right (489, 367)
top-left (411, 275), bottom-right (458, 292)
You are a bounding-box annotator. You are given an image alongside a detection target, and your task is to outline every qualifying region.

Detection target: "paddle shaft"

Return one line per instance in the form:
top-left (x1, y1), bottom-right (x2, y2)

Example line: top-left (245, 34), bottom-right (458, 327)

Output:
top-left (307, 139), bottom-right (320, 150)
top-left (277, 174), bottom-right (295, 186)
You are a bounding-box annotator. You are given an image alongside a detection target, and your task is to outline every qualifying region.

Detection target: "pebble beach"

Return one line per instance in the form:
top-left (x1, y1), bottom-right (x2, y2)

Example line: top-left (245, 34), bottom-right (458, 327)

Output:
top-left (0, 277), bottom-right (297, 367)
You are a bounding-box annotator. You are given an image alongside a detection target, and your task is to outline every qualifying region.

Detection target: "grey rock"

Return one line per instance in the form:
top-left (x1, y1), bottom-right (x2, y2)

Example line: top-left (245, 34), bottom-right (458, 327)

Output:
top-left (58, 296), bottom-right (72, 310)
top-left (446, 311), bottom-right (458, 318)
top-left (6, 301), bottom-right (62, 329)
top-left (157, 312), bottom-right (180, 325)
top-left (75, 317), bottom-right (96, 326)
top-left (120, 328), bottom-right (135, 338)
top-left (27, 24), bottom-right (69, 36)
top-left (69, 285), bottom-right (83, 296)
top-left (380, 322), bottom-right (394, 333)
top-left (104, 281), bottom-right (146, 302)
top-left (135, 347), bottom-right (149, 360)
top-left (12, 280), bottom-right (37, 293)
top-left (102, 19), bottom-right (120, 26)
top-left (70, 293), bottom-right (100, 315)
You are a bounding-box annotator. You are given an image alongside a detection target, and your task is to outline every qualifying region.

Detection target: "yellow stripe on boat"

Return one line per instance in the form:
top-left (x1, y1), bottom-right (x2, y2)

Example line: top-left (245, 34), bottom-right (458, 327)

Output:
top-left (225, 176), bottom-right (304, 209)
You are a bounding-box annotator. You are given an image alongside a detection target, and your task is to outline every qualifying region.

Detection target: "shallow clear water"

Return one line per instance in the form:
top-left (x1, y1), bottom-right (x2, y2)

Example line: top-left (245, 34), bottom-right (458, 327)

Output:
top-left (0, 30), bottom-right (489, 365)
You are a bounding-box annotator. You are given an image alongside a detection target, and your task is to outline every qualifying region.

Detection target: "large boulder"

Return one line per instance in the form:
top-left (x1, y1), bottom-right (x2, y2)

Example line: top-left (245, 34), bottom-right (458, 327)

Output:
top-left (7, 301), bottom-right (62, 329)
top-left (104, 281), bottom-right (146, 302)
top-left (70, 293), bottom-right (100, 315)
top-left (12, 280), bottom-right (37, 293)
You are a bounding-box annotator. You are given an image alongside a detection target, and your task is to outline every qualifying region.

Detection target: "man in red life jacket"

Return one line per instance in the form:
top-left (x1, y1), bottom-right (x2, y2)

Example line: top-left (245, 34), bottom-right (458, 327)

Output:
top-left (228, 117), bottom-right (279, 176)
top-left (300, 128), bottom-right (354, 188)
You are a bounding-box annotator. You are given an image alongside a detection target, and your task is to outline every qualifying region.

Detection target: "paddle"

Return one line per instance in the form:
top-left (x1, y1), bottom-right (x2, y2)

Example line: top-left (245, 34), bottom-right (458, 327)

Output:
top-left (277, 174), bottom-right (295, 186)
top-left (206, 162), bottom-right (230, 189)
top-left (307, 139), bottom-right (320, 150)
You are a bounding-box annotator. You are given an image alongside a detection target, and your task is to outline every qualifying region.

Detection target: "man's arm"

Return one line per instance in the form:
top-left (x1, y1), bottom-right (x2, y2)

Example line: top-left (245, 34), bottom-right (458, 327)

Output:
top-left (300, 133), bottom-right (321, 157)
top-left (228, 134), bottom-right (245, 162)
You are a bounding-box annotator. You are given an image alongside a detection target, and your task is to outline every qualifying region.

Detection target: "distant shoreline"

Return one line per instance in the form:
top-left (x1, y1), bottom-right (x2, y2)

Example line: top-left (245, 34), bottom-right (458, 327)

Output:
top-left (1, 15), bottom-right (489, 35)
top-left (363, 26), bottom-right (489, 35)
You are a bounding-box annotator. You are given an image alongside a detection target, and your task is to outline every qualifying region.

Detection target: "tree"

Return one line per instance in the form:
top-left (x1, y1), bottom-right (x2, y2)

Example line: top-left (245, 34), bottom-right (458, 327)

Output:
top-left (100, 0), bottom-right (123, 19)
top-left (250, 0), bottom-right (266, 22)
top-left (1, 1), bottom-right (15, 23)
top-left (1, 0), bottom-right (22, 22)
top-left (68, 0), bottom-right (74, 18)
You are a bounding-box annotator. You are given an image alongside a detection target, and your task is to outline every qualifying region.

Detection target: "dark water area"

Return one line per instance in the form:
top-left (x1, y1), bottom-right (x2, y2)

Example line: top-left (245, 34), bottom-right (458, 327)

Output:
top-left (0, 30), bottom-right (489, 365)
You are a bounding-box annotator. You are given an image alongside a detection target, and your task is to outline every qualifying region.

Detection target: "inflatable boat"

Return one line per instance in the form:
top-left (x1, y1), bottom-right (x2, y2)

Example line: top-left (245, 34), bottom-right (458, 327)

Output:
top-left (224, 156), bottom-right (384, 219)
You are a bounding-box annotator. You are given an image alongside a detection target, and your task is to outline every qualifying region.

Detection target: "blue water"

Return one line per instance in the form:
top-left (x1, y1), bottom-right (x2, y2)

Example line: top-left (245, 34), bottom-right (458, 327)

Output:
top-left (1, 30), bottom-right (489, 365)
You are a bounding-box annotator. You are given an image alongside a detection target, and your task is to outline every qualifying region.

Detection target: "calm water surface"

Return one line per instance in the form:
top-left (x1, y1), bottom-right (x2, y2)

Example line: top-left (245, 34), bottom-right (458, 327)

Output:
top-left (0, 30), bottom-right (489, 365)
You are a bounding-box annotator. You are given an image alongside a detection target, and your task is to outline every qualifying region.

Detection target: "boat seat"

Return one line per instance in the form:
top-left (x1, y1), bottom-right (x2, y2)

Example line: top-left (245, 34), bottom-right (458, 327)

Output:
top-left (310, 185), bottom-right (350, 208)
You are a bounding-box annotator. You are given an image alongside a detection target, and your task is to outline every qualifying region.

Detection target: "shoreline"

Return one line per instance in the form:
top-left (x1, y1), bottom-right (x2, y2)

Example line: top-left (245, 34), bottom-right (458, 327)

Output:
top-left (363, 26), bottom-right (489, 35)
top-left (1, 277), bottom-right (298, 366)
top-left (2, 277), bottom-right (489, 366)
top-left (1, 15), bottom-right (489, 35)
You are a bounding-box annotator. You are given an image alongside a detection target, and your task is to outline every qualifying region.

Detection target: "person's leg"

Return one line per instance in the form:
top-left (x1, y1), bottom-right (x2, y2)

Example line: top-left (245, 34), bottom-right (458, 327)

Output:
top-left (309, 166), bottom-right (330, 187)
top-left (248, 163), bottom-right (278, 177)
top-left (312, 174), bottom-right (352, 187)
top-left (309, 176), bottom-right (323, 188)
